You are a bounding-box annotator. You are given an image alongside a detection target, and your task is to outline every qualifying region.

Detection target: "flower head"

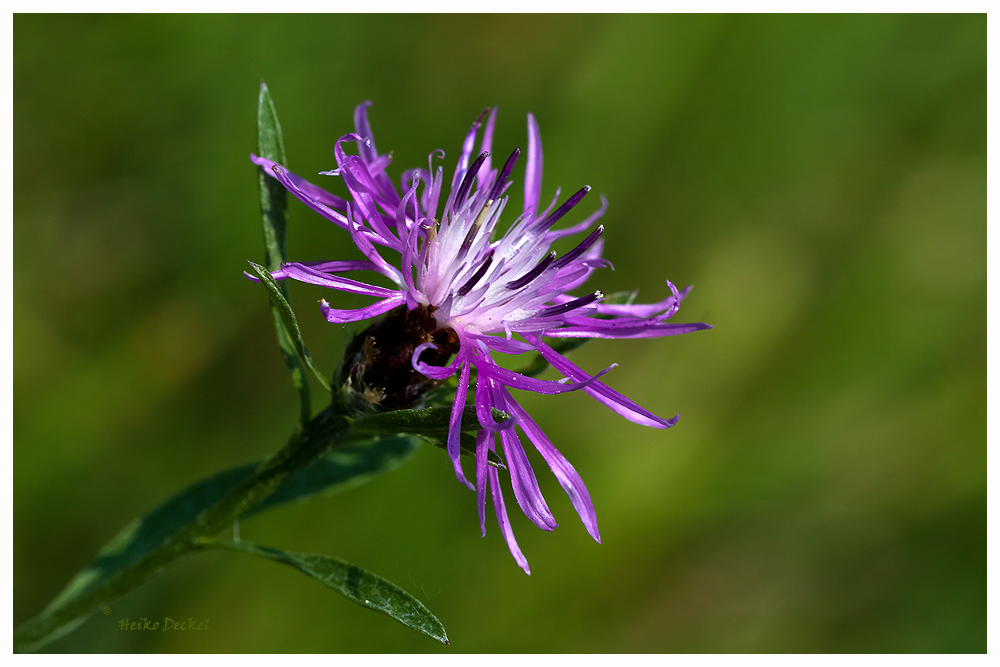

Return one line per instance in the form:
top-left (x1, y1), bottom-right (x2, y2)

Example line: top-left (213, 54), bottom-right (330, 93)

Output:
top-left (250, 102), bottom-right (711, 573)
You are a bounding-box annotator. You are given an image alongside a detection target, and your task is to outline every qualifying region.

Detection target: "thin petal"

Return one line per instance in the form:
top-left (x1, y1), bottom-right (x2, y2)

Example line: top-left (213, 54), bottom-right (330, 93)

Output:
top-left (345, 203), bottom-right (405, 286)
top-left (527, 336), bottom-right (678, 429)
top-left (489, 466), bottom-right (531, 575)
top-left (450, 108), bottom-right (489, 196)
top-left (474, 351), bottom-right (616, 396)
top-left (469, 333), bottom-right (536, 355)
top-left (275, 260), bottom-right (378, 276)
top-left (544, 322), bottom-right (713, 339)
top-left (271, 262), bottom-right (398, 297)
top-left (490, 380), bottom-right (557, 531)
top-left (474, 364), bottom-right (519, 432)
top-left (353, 103), bottom-right (376, 156)
top-left (503, 393), bottom-right (600, 543)
top-left (447, 357), bottom-right (475, 490)
top-left (479, 107), bottom-right (498, 176)
top-left (319, 294), bottom-right (405, 324)
top-left (476, 430), bottom-right (491, 537)
top-left (411, 342), bottom-right (462, 380)
top-left (251, 154), bottom-right (351, 213)
top-left (339, 157), bottom-right (401, 248)
top-left (524, 112), bottom-right (543, 218)
top-left (595, 284), bottom-right (693, 318)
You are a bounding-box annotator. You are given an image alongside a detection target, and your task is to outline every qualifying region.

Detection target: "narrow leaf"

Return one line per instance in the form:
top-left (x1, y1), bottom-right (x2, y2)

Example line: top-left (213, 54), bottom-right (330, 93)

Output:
top-left (257, 82), bottom-right (312, 422)
top-left (34, 426), bottom-right (417, 634)
top-left (351, 406), bottom-right (511, 436)
top-left (248, 261), bottom-right (331, 392)
top-left (248, 432), bottom-right (418, 515)
top-left (208, 540), bottom-right (449, 644)
top-left (257, 81), bottom-right (289, 271)
top-left (417, 432), bottom-right (507, 470)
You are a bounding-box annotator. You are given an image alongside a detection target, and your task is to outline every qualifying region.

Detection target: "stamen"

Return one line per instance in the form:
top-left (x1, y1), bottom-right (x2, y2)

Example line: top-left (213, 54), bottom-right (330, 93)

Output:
top-left (456, 252), bottom-right (495, 297)
top-left (461, 199), bottom-right (494, 252)
top-left (551, 225), bottom-right (604, 269)
top-left (505, 251), bottom-right (555, 290)
top-left (534, 185), bottom-right (591, 231)
top-left (453, 151), bottom-right (490, 211)
top-left (488, 148), bottom-right (520, 202)
top-left (422, 219), bottom-right (438, 268)
top-left (535, 290), bottom-right (604, 318)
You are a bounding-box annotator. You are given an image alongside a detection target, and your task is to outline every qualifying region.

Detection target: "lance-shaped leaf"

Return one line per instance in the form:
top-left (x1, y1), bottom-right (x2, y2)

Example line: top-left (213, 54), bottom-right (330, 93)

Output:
top-left (257, 81), bottom-right (289, 271)
top-left (350, 405), bottom-right (511, 436)
top-left (20, 421), bottom-right (417, 651)
top-left (417, 432), bottom-right (506, 470)
top-left (351, 407), bottom-right (510, 469)
top-left (248, 260), bottom-right (331, 392)
top-left (257, 82), bottom-right (313, 423)
top-left (206, 540), bottom-right (449, 645)
top-left (249, 432), bottom-right (418, 514)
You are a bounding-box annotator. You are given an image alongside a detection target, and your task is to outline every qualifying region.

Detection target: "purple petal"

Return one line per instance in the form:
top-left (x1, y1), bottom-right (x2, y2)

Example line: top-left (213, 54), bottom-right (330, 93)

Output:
top-left (544, 322), bottom-right (714, 339)
top-left (499, 426), bottom-right (558, 532)
top-left (470, 333), bottom-right (536, 355)
top-left (480, 107), bottom-right (498, 176)
top-left (423, 153), bottom-right (445, 220)
top-left (447, 358), bottom-right (475, 490)
top-left (474, 351), bottom-right (615, 396)
top-left (527, 336), bottom-right (678, 429)
top-left (595, 284), bottom-right (693, 318)
top-left (489, 466), bottom-right (531, 575)
top-left (474, 368), bottom-right (519, 432)
top-left (450, 108), bottom-right (489, 197)
top-left (411, 342), bottom-right (462, 380)
top-left (524, 112), bottom-right (543, 218)
top-left (339, 157), bottom-right (400, 248)
top-left (352, 102), bottom-right (381, 165)
top-left (476, 430), bottom-right (491, 536)
top-left (251, 154), bottom-right (351, 214)
top-left (269, 262), bottom-right (398, 297)
top-left (503, 394), bottom-right (600, 544)
top-left (278, 260), bottom-right (378, 275)
top-left (344, 203), bottom-right (404, 285)
top-left (259, 161), bottom-right (352, 231)
top-left (318, 294), bottom-right (405, 324)
top-left (243, 259), bottom-right (377, 284)
top-left (489, 380), bottom-right (557, 531)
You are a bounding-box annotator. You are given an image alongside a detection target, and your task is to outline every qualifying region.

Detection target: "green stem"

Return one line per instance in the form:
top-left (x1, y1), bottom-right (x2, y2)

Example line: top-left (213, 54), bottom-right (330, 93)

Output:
top-left (13, 406), bottom-right (348, 653)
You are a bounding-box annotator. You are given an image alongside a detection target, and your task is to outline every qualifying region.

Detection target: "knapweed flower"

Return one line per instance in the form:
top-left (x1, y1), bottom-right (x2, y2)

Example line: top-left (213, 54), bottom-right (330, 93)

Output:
top-left (250, 103), bottom-right (710, 573)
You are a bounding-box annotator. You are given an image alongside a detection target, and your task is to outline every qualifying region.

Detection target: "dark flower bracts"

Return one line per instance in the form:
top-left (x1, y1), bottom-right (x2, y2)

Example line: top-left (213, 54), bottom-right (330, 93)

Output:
top-left (249, 103), bottom-right (710, 573)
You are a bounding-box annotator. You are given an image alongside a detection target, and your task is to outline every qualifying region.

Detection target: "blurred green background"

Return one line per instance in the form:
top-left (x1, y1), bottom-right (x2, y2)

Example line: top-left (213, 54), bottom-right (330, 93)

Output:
top-left (14, 14), bottom-right (985, 652)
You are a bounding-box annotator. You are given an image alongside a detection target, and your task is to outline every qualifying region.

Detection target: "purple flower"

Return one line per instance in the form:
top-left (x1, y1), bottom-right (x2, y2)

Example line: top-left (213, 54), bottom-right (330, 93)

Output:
top-left (250, 102), bottom-right (711, 573)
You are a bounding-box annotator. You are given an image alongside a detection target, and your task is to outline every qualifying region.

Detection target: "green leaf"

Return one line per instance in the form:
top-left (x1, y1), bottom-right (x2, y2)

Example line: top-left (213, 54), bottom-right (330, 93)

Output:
top-left (351, 405), bottom-right (512, 436)
top-left (257, 82), bottom-right (313, 423)
top-left (33, 428), bottom-right (417, 643)
top-left (207, 540), bottom-right (449, 645)
top-left (248, 261), bottom-right (331, 393)
top-left (248, 432), bottom-right (419, 515)
top-left (417, 432), bottom-right (507, 470)
top-left (39, 465), bottom-right (251, 621)
top-left (257, 81), bottom-right (289, 271)
top-left (351, 407), bottom-right (510, 469)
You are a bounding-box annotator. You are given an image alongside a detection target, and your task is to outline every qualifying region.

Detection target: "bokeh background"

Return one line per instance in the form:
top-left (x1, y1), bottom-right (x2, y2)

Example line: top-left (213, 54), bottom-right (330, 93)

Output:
top-left (14, 14), bottom-right (985, 652)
